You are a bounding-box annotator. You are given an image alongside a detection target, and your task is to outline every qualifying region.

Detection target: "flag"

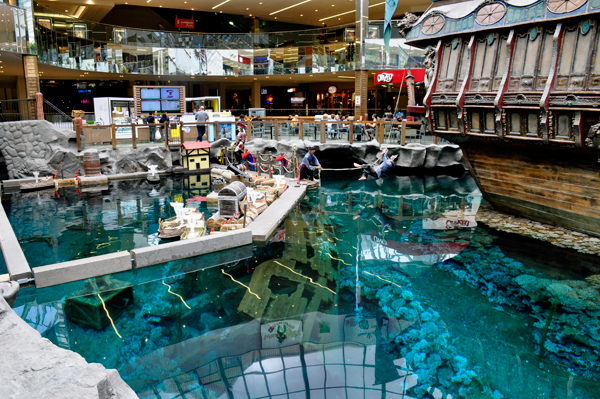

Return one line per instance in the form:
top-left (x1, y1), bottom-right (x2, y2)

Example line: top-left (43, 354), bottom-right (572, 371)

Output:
top-left (384, 0), bottom-right (399, 54)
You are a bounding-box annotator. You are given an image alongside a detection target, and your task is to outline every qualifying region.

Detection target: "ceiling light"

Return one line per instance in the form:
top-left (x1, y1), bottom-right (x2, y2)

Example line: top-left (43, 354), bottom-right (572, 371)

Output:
top-left (270, 0), bottom-right (311, 15)
top-left (319, 9), bottom-right (354, 21)
top-left (212, 0), bottom-right (230, 9)
top-left (300, 14), bottom-right (303, 16)
top-left (246, 8), bottom-right (249, 10)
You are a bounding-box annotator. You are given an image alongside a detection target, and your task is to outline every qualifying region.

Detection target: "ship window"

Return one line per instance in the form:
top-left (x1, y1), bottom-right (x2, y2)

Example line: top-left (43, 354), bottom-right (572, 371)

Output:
top-left (495, 38), bottom-right (507, 78)
top-left (523, 36), bottom-right (541, 76)
top-left (573, 24), bottom-right (593, 74)
top-left (485, 112), bottom-right (495, 132)
top-left (538, 30), bottom-right (555, 78)
top-left (472, 40), bottom-right (487, 79)
top-left (446, 44), bottom-right (461, 80)
top-left (559, 28), bottom-right (578, 75)
top-left (511, 35), bottom-right (528, 76)
top-left (510, 113), bottom-right (521, 134)
top-left (439, 45), bottom-right (451, 80)
top-left (557, 114), bottom-right (570, 137)
top-left (437, 110), bottom-right (447, 129)
top-left (471, 112), bottom-right (480, 132)
top-left (449, 112), bottom-right (458, 129)
top-left (527, 114), bottom-right (538, 135)
top-left (482, 40), bottom-right (499, 78)
top-left (458, 44), bottom-right (470, 81)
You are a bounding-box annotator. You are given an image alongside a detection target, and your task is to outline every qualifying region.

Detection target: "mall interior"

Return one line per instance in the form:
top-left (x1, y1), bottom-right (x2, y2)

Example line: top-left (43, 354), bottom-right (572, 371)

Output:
top-left (0, 0), bottom-right (430, 120)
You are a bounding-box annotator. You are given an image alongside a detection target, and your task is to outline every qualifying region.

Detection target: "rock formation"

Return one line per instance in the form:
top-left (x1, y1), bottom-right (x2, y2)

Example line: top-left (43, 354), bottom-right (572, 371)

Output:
top-left (0, 296), bottom-right (138, 399)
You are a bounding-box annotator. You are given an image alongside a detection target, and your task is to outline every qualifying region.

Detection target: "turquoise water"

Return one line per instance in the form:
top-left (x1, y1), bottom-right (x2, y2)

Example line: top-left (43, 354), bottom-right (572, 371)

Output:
top-left (1, 177), bottom-right (215, 268)
top-left (11, 173), bottom-right (600, 399)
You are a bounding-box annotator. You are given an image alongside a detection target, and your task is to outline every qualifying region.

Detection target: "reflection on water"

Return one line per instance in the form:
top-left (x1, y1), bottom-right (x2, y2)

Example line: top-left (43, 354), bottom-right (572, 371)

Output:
top-left (1, 177), bottom-right (215, 267)
top-left (11, 173), bottom-right (600, 399)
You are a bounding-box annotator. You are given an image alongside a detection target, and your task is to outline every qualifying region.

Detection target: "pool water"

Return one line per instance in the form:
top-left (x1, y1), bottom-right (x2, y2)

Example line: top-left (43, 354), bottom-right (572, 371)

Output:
top-left (1, 177), bottom-right (216, 268)
top-left (11, 172), bottom-right (600, 399)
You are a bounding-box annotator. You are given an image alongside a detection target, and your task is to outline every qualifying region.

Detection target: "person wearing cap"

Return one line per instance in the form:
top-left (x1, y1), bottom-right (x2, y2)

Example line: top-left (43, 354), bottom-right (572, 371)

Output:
top-left (353, 147), bottom-right (397, 180)
top-left (298, 145), bottom-right (322, 181)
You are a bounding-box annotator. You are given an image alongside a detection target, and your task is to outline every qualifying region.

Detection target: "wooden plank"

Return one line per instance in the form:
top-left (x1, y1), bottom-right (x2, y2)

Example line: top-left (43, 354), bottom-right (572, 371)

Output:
top-left (488, 193), bottom-right (600, 237)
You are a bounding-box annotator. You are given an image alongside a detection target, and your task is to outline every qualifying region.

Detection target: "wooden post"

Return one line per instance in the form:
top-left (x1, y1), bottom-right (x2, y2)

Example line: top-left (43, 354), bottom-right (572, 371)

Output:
top-left (111, 123), bottom-right (117, 150)
top-left (349, 121), bottom-right (354, 144)
top-left (181, 121), bottom-right (186, 144)
top-left (215, 121), bottom-right (219, 141)
top-left (269, 154), bottom-right (273, 178)
top-left (299, 121), bottom-right (304, 140)
top-left (74, 117), bottom-right (83, 152)
top-left (320, 119), bottom-right (326, 143)
top-left (131, 122), bottom-right (137, 149)
top-left (401, 121), bottom-right (407, 146)
top-left (35, 92), bottom-right (44, 120)
top-left (164, 122), bottom-right (169, 148)
top-left (274, 121), bottom-right (279, 141)
top-left (256, 152), bottom-right (261, 176)
top-left (247, 121), bottom-right (252, 141)
top-left (378, 120), bottom-right (384, 144)
top-left (243, 203), bottom-right (247, 228)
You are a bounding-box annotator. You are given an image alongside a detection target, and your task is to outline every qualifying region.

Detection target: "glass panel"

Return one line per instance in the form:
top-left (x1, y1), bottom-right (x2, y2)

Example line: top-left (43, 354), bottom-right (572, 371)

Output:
top-left (527, 113), bottom-right (538, 134)
top-left (471, 111), bottom-right (480, 131)
top-left (572, 27), bottom-right (593, 74)
top-left (538, 30), bottom-right (555, 77)
top-left (495, 38), bottom-right (508, 77)
top-left (472, 40), bottom-right (487, 79)
top-left (450, 112), bottom-right (458, 129)
top-left (510, 113), bottom-right (521, 134)
top-left (485, 112), bottom-right (495, 132)
top-left (439, 45), bottom-right (451, 79)
top-left (559, 28), bottom-right (578, 75)
top-left (437, 110), bottom-right (447, 129)
top-left (557, 114), bottom-right (570, 137)
top-left (482, 39), bottom-right (498, 78)
top-left (511, 35), bottom-right (528, 76)
top-left (446, 45), bottom-right (461, 80)
top-left (523, 35), bottom-right (541, 76)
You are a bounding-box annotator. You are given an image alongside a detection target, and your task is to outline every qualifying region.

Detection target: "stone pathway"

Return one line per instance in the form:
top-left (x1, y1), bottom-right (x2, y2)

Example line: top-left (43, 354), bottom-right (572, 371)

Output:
top-left (475, 202), bottom-right (600, 257)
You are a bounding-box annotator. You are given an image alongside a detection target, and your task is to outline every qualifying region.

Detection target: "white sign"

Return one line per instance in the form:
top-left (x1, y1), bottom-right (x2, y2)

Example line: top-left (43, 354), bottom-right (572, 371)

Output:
top-left (261, 89), bottom-right (267, 95)
top-left (354, 96), bottom-right (361, 107)
top-left (422, 217), bottom-right (477, 230)
top-left (377, 72), bottom-right (394, 83)
top-left (261, 320), bottom-right (303, 349)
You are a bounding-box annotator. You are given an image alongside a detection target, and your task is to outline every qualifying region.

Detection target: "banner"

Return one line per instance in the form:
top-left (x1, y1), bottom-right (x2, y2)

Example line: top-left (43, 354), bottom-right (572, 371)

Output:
top-left (175, 18), bottom-right (194, 29)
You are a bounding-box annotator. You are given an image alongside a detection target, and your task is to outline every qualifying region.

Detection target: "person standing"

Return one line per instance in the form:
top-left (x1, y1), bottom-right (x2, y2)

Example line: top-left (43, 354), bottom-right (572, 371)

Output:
top-left (159, 112), bottom-right (169, 141)
top-left (298, 145), bottom-right (322, 182)
top-left (195, 106), bottom-right (208, 141)
top-left (147, 111), bottom-right (157, 142)
top-left (233, 128), bottom-right (246, 166)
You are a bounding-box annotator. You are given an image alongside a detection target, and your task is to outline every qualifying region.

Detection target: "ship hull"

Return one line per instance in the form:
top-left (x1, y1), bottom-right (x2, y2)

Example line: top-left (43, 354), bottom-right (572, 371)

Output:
top-left (445, 137), bottom-right (600, 237)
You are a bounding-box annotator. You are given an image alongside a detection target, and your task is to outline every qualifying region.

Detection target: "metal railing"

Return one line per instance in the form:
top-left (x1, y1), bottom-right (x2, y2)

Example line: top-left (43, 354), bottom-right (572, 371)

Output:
top-left (0, 98), bottom-right (36, 122)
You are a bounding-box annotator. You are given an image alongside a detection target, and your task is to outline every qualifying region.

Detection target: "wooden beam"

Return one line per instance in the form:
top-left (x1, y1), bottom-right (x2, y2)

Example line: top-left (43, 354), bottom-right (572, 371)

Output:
top-left (540, 23), bottom-right (564, 144)
top-left (494, 30), bottom-right (516, 140)
top-left (456, 35), bottom-right (476, 136)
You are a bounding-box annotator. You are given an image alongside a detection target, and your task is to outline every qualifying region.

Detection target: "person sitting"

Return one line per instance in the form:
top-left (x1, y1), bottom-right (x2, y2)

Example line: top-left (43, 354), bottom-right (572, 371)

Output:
top-left (364, 113), bottom-right (377, 141)
top-left (291, 114), bottom-right (299, 135)
top-left (353, 147), bottom-right (397, 180)
top-left (298, 145), bottom-right (322, 182)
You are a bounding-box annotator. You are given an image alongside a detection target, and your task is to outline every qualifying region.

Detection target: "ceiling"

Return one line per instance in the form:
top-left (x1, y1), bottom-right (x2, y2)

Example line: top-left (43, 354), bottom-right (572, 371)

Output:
top-left (36, 0), bottom-right (432, 27)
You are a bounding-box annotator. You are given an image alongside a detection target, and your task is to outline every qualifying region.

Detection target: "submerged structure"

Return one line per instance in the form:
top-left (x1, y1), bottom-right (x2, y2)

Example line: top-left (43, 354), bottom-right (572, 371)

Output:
top-left (402, 0), bottom-right (600, 236)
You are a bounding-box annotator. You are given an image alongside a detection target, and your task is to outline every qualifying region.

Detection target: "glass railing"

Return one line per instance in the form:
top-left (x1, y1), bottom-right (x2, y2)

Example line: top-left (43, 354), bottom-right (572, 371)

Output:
top-left (0, 3), bottom-right (29, 54)
top-left (32, 2), bottom-right (425, 77)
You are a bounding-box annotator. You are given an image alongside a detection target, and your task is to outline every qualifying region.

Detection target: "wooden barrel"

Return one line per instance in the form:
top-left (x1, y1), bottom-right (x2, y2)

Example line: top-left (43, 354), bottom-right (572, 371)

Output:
top-left (83, 152), bottom-right (101, 176)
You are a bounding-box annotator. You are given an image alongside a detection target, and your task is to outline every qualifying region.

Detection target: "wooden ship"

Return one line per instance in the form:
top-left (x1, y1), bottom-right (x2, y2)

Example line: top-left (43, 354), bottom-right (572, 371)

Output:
top-left (401, 0), bottom-right (600, 237)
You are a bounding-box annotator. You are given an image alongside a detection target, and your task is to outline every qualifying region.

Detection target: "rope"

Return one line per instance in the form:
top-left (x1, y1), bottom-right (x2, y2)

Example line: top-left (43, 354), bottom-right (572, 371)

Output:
top-left (320, 167), bottom-right (361, 171)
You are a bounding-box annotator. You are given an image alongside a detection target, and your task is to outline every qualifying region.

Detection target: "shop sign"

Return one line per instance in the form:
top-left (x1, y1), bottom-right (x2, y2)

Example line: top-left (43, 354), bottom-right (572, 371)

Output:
top-left (175, 18), bottom-right (194, 29)
top-left (238, 55), bottom-right (251, 65)
top-left (261, 320), bottom-right (303, 348)
top-left (354, 96), bottom-right (361, 107)
top-left (261, 89), bottom-right (267, 95)
top-left (373, 69), bottom-right (426, 85)
top-left (287, 88), bottom-right (296, 93)
top-left (328, 85), bottom-right (337, 94)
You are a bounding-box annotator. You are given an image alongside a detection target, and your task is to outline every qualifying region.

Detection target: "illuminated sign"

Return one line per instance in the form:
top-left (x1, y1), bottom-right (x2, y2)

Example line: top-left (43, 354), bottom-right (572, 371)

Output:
top-left (287, 88), bottom-right (296, 93)
top-left (260, 89), bottom-right (267, 95)
top-left (328, 86), bottom-right (337, 94)
top-left (175, 18), bottom-right (195, 29)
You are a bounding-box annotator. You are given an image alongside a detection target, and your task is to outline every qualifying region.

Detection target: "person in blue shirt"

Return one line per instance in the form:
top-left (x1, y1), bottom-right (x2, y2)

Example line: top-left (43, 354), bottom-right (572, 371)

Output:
top-left (298, 145), bottom-right (322, 181)
top-left (354, 147), bottom-right (397, 180)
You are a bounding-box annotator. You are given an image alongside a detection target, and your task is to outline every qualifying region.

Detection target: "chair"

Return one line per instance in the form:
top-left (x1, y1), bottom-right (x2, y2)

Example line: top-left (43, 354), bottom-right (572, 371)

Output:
top-left (327, 123), bottom-right (339, 139)
top-left (353, 124), bottom-right (364, 142)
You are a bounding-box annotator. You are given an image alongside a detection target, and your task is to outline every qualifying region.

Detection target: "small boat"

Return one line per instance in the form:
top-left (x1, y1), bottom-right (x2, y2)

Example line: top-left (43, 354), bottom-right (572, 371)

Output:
top-left (158, 224), bottom-right (186, 239)
top-left (181, 222), bottom-right (206, 240)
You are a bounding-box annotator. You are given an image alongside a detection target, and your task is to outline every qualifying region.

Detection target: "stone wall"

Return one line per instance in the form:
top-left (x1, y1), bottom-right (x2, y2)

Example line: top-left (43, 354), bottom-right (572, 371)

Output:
top-left (0, 121), bottom-right (172, 180)
top-left (210, 138), bottom-right (467, 172)
top-left (0, 295), bottom-right (138, 399)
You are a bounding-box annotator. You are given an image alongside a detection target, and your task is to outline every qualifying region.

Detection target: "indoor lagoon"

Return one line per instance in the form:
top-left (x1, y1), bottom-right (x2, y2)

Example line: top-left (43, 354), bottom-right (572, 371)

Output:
top-left (9, 172), bottom-right (600, 399)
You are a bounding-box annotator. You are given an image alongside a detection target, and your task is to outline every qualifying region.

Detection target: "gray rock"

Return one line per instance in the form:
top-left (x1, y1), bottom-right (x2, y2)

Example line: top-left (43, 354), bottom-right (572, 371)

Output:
top-left (0, 281), bottom-right (19, 307)
top-left (0, 296), bottom-right (138, 399)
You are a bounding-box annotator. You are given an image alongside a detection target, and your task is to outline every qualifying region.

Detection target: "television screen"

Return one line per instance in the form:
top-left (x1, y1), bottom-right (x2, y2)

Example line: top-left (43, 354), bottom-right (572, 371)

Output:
top-left (140, 88), bottom-right (161, 100)
top-left (161, 100), bottom-right (180, 112)
top-left (161, 88), bottom-right (179, 100)
top-left (141, 100), bottom-right (161, 112)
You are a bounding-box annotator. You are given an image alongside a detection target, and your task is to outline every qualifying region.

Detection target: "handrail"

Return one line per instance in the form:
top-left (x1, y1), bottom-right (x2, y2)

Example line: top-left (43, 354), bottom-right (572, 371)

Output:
top-left (43, 99), bottom-right (72, 121)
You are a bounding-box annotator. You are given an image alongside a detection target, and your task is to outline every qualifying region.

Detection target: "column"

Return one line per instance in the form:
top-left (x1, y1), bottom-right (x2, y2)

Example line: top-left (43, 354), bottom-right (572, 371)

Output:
top-left (22, 55), bottom-right (40, 120)
top-left (218, 82), bottom-right (227, 111)
top-left (353, 0), bottom-right (368, 117)
top-left (252, 80), bottom-right (261, 109)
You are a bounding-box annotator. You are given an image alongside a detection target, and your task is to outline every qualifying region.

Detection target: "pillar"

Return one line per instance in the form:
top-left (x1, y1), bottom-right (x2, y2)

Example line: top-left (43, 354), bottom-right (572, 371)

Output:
top-left (251, 17), bottom-right (260, 34)
top-left (406, 70), bottom-right (415, 106)
top-left (252, 80), bottom-right (261, 109)
top-left (218, 82), bottom-right (227, 111)
top-left (353, 0), bottom-right (368, 117)
top-left (22, 55), bottom-right (40, 120)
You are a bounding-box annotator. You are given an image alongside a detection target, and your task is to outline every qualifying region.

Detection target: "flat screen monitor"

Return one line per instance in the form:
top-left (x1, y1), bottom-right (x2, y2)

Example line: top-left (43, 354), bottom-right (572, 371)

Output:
top-left (161, 88), bottom-right (179, 100)
top-left (140, 100), bottom-right (161, 112)
top-left (140, 88), bottom-right (161, 100)
top-left (160, 100), bottom-right (180, 112)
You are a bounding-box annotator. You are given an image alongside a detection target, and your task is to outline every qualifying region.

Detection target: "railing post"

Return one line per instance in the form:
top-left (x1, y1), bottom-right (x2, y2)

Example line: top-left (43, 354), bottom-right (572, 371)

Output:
top-left (401, 120), bottom-right (407, 146)
top-left (269, 154), bottom-right (273, 178)
top-left (164, 122), bottom-right (169, 148)
top-left (247, 121), bottom-right (252, 141)
top-left (378, 120), bottom-right (384, 144)
top-left (320, 119), bottom-right (325, 143)
top-left (256, 151), bottom-right (261, 176)
top-left (214, 121), bottom-right (219, 141)
top-left (181, 121), bottom-right (185, 145)
top-left (349, 121), bottom-right (354, 144)
top-left (299, 121), bottom-right (304, 140)
top-left (131, 122), bottom-right (137, 149)
top-left (274, 121), bottom-right (279, 141)
top-left (75, 118), bottom-right (83, 152)
top-left (111, 123), bottom-right (117, 150)
top-left (35, 92), bottom-right (44, 120)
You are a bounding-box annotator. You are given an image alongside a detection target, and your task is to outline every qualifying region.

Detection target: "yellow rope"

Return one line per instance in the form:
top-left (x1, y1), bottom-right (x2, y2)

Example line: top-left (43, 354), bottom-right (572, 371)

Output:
top-left (274, 261), bottom-right (336, 295)
top-left (222, 270), bottom-right (261, 299)
top-left (362, 271), bottom-right (403, 288)
top-left (97, 294), bottom-right (122, 339)
top-left (162, 281), bottom-right (191, 309)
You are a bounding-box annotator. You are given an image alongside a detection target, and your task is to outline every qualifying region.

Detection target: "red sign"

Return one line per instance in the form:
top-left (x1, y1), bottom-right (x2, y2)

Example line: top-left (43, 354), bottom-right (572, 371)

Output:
top-left (238, 55), bottom-right (251, 65)
top-left (175, 18), bottom-right (194, 29)
top-left (373, 69), bottom-right (426, 85)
